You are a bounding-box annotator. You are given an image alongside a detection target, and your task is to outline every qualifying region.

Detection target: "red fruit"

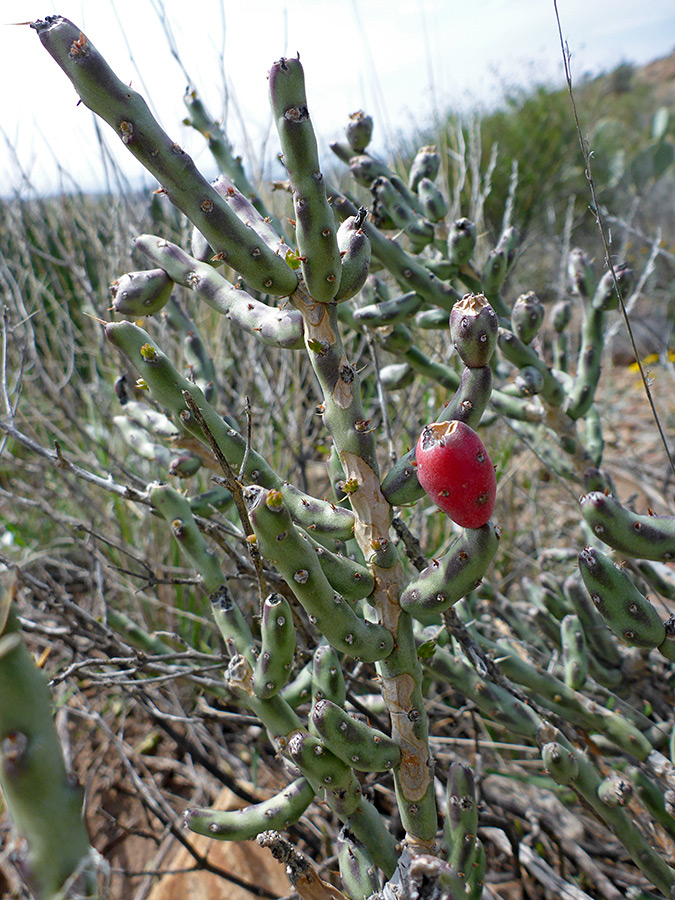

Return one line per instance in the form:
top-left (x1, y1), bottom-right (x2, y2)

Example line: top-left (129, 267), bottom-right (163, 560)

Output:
top-left (415, 421), bottom-right (496, 528)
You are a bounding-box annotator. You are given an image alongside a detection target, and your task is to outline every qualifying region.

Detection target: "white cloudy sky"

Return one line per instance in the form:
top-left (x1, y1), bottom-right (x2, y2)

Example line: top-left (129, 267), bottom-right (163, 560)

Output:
top-left (1, 0), bottom-right (674, 195)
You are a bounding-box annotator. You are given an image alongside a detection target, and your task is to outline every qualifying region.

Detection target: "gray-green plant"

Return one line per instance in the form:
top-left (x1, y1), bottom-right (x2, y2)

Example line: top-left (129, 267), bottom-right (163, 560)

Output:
top-left (2, 14), bottom-right (674, 899)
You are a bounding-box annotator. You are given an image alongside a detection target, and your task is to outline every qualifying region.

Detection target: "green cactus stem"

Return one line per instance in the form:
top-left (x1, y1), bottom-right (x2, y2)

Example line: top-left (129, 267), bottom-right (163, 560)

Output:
top-left (563, 574), bottom-right (623, 674)
top-left (337, 827), bottom-right (381, 900)
top-left (305, 535), bottom-right (375, 603)
top-left (189, 485), bottom-right (233, 517)
top-left (480, 249), bottom-right (512, 319)
top-left (311, 643), bottom-right (346, 706)
top-left (626, 765), bottom-right (675, 841)
top-left (450, 293), bottom-right (499, 369)
top-left (539, 725), bottom-right (675, 896)
top-left (268, 56), bottom-right (341, 302)
top-left (185, 777), bottom-right (315, 840)
top-left (416, 307), bottom-right (450, 330)
top-left (165, 298), bottom-right (216, 401)
top-left (288, 730), bottom-right (354, 791)
top-left (345, 110), bottom-right (374, 152)
top-left (581, 491), bottom-right (675, 562)
top-left (135, 235), bottom-right (304, 350)
top-left (210, 586), bottom-right (256, 664)
top-left (335, 208), bottom-right (371, 302)
top-left (417, 177), bottom-right (448, 223)
top-left (183, 87), bottom-right (284, 236)
top-left (511, 291), bottom-right (545, 344)
top-left (311, 698), bottom-right (401, 772)
top-left (31, 16), bottom-right (297, 296)
top-left (253, 593), bottom-right (296, 699)
top-left (150, 483), bottom-right (224, 592)
top-left (447, 218), bottom-right (477, 267)
top-left (209, 174), bottom-right (288, 257)
top-left (371, 176), bottom-right (435, 250)
top-left (443, 762), bottom-right (479, 877)
top-left (408, 145), bottom-right (441, 191)
top-left (0, 581), bottom-right (98, 900)
top-left (105, 321), bottom-right (355, 543)
top-left (498, 327), bottom-right (565, 407)
top-left (353, 291), bottom-right (423, 326)
top-left (565, 304), bottom-right (606, 420)
top-left (568, 247), bottom-right (596, 300)
top-left (400, 524), bottom-right (500, 617)
top-left (542, 740), bottom-right (579, 785)
top-left (591, 263), bottom-right (632, 312)
top-left (560, 613), bottom-right (589, 689)
top-left (331, 193), bottom-right (459, 311)
top-left (246, 487), bottom-right (393, 662)
top-left (110, 267), bottom-right (173, 316)
top-left (578, 546), bottom-right (666, 648)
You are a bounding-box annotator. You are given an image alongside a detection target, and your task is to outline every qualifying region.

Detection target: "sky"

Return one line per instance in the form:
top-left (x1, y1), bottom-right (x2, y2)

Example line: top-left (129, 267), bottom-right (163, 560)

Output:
top-left (1, 0), bottom-right (674, 196)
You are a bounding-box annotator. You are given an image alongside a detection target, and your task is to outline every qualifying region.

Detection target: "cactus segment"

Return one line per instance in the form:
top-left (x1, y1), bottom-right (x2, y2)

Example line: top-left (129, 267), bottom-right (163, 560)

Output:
top-left (568, 247), bottom-right (596, 300)
top-left (565, 306), bottom-right (605, 420)
top-left (183, 88), bottom-right (284, 235)
top-left (597, 774), bottom-right (633, 808)
top-left (135, 235), bottom-right (304, 350)
top-left (443, 763), bottom-right (479, 876)
top-left (480, 249), bottom-right (511, 318)
top-left (150, 483), bottom-right (224, 593)
top-left (450, 293), bottom-right (499, 369)
top-left (381, 365), bottom-right (493, 507)
top-left (306, 535), bottom-right (375, 603)
top-left (542, 741), bottom-right (579, 785)
top-left (416, 307), bottom-right (450, 329)
top-left (353, 291), bottom-right (423, 326)
top-left (498, 327), bottom-right (565, 406)
top-left (331, 193), bottom-right (459, 311)
top-left (514, 365), bottom-right (545, 396)
top-left (165, 297), bottom-right (217, 401)
top-left (288, 730), bottom-right (353, 789)
top-left (591, 263), bottom-right (632, 312)
top-left (189, 485), bottom-right (233, 516)
top-left (210, 586), bottom-right (256, 663)
top-left (311, 698), bottom-right (401, 772)
top-left (268, 56), bottom-right (341, 302)
top-left (253, 593), bottom-right (296, 699)
top-left (447, 218), bottom-right (477, 267)
top-left (578, 547), bottom-right (666, 648)
top-left (110, 268), bottom-right (173, 316)
top-left (511, 291), bottom-right (544, 345)
top-left (0, 585), bottom-right (97, 899)
top-left (281, 662), bottom-right (314, 708)
top-left (580, 492), bottom-right (675, 562)
top-left (539, 730), bottom-right (675, 895)
top-left (106, 321), bottom-right (355, 542)
top-left (560, 614), bottom-right (589, 689)
top-left (400, 524), bottom-right (499, 616)
top-left (626, 766), bottom-right (675, 841)
top-left (371, 176), bottom-right (434, 250)
top-left (408, 146), bottom-right (441, 191)
top-left (185, 776), bottom-right (314, 840)
top-left (32, 17), bottom-right (297, 296)
top-left (335, 209), bottom-right (371, 302)
top-left (344, 796), bottom-right (399, 878)
top-left (312, 643), bottom-right (346, 707)
top-left (417, 177), bottom-right (449, 222)
top-left (209, 174), bottom-right (288, 256)
top-left (562, 574), bottom-right (623, 676)
top-left (345, 110), bottom-right (374, 152)
top-left (337, 827), bottom-right (381, 900)
top-left (247, 487), bottom-right (393, 662)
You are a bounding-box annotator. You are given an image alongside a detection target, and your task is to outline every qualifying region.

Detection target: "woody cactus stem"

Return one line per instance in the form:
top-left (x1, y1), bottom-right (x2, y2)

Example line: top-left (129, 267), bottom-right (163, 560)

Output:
top-left (32, 16), bottom-right (296, 296)
top-left (288, 282), bottom-right (437, 846)
top-left (0, 580), bottom-right (98, 900)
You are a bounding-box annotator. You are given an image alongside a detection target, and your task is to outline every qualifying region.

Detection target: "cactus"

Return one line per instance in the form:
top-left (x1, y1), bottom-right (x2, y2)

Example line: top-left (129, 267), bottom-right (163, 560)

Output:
top-left (5, 15), bottom-right (673, 900)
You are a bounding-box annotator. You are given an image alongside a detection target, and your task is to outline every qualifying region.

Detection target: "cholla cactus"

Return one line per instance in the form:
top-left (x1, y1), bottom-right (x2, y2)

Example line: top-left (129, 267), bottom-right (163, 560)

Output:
top-left (6, 14), bottom-right (673, 899)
